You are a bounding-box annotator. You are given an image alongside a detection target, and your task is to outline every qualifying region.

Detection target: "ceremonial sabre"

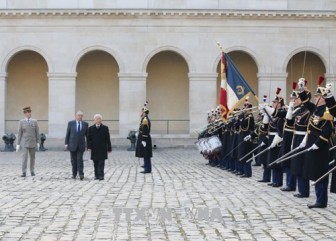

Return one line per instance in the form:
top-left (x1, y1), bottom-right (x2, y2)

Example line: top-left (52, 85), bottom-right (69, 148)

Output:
top-left (268, 147), bottom-right (300, 167)
top-left (239, 142), bottom-right (265, 161)
top-left (311, 165), bottom-right (336, 186)
top-left (275, 149), bottom-right (309, 165)
top-left (246, 147), bottom-right (270, 163)
top-left (222, 140), bottom-right (245, 160)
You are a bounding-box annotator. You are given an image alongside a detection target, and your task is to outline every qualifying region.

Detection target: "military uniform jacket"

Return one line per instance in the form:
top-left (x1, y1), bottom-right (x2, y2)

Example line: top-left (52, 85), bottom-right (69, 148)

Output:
top-left (230, 119), bottom-right (240, 160)
top-left (266, 108), bottom-right (285, 168)
top-left (290, 105), bottom-right (311, 175)
top-left (299, 92), bottom-right (333, 181)
top-left (136, 115), bottom-right (153, 158)
top-left (251, 122), bottom-right (269, 165)
top-left (237, 113), bottom-right (255, 161)
top-left (280, 113), bottom-right (295, 169)
top-left (17, 118), bottom-right (40, 148)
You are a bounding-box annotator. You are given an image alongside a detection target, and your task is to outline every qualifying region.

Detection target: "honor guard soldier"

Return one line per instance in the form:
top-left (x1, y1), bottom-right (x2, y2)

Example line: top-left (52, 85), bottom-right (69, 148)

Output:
top-left (289, 79), bottom-right (311, 197)
top-left (298, 76), bottom-right (333, 208)
top-left (322, 82), bottom-right (336, 195)
top-left (136, 101), bottom-right (153, 174)
top-left (230, 109), bottom-right (241, 174)
top-left (16, 107), bottom-right (40, 177)
top-left (279, 83), bottom-right (297, 192)
top-left (261, 88), bottom-right (285, 187)
top-left (237, 97), bottom-right (255, 177)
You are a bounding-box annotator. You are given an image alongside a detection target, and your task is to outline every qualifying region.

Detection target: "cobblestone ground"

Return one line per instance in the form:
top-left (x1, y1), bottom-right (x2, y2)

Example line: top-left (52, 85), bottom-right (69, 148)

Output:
top-left (0, 148), bottom-right (336, 241)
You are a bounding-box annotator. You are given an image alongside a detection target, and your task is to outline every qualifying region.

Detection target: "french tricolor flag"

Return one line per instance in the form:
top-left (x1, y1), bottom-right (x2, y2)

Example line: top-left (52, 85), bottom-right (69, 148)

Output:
top-left (219, 51), bottom-right (256, 119)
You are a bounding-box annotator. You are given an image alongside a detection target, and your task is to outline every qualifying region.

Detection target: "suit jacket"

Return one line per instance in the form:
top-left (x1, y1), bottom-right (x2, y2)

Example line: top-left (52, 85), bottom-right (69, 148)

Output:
top-left (87, 124), bottom-right (112, 160)
top-left (17, 119), bottom-right (40, 148)
top-left (65, 120), bottom-right (88, 152)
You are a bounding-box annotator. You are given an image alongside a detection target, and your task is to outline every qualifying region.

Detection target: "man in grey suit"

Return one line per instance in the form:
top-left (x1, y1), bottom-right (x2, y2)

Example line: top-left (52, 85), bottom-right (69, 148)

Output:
top-left (16, 106), bottom-right (40, 177)
top-left (65, 110), bottom-right (88, 180)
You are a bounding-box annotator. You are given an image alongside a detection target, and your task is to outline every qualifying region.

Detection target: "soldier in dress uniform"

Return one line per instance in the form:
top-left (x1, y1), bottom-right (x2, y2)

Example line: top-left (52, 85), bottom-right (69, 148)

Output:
top-left (136, 101), bottom-right (153, 174)
top-left (230, 109), bottom-right (241, 174)
top-left (16, 107), bottom-right (40, 177)
top-left (237, 97), bottom-right (255, 178)
top-left (289, 79), bottom-right (311, 197)
top-left (297, 76), bottom-right (333, 208)
top-left (262, 88), bottom-right (286, 187)
top-left (322, 82), bottom-right (336, 195)
top-left (279, 83), bottom-right (297, 192)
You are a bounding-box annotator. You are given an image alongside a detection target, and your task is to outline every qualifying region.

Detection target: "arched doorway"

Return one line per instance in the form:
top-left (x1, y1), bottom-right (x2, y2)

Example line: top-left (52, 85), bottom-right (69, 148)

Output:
top-left (286, 51), bottom-right (326, 101)
top-left (6, 51), bottom-right (49, 133)
top-left (216, 51), bottom-right (259, 107)
top-left (76, 50), bottom-right (119, 134)
top-left (146, 51), bottom-right (189, 134)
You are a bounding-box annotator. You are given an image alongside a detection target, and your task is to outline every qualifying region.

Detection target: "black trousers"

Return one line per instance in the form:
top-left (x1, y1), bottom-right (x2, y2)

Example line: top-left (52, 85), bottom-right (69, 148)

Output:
top-left (70, 151), bottom-right (84, 177)
top-left (93, 159), bottom-right (105, 178)
top-left (144, 157), bottom-right (152, 173)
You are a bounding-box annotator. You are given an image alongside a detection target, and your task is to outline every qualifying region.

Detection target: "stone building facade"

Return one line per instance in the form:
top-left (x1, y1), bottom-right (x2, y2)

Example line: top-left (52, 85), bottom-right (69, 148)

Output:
top-left (0, 0), bottom-right (335, 138)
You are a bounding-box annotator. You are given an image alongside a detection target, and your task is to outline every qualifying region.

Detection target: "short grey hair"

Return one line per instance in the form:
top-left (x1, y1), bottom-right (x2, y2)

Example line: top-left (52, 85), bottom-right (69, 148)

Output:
top-left (94, 114), bottom-right (102, 120)
top-left (76, 110), bottom-right (84, 115)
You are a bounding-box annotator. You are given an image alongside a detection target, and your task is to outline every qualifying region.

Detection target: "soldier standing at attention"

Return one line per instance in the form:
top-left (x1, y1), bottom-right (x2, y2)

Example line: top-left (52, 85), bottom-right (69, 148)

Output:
top-left (136, 101), bottom-right (153, 174)
top-left (16, 107), bottom-right (40, 177)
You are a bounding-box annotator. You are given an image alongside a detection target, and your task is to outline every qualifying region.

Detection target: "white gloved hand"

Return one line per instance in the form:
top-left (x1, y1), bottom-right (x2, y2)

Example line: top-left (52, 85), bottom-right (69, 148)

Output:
top-left (298, 78), bottom-right (305, 93)
top-left (258, 103), bottom-right (266, 112)
top-left (307, 144), bottom-right (319, 151)
top-left (286, 102), bottom-right (294, 120)
top-left (326, 83), bottom-right (333, 98)
top-left (64, 145), bottom-right (68, 150)
top-left (37, 143), bottom-right (40, 150)
top-left (262, 114), bottom-right (269, 124)
top-left (298, 134), bottom-right (307, 149)
top-left (244, 135), bottom-right (251, 142)
top-left (16, 145), bottom-right (20, 152)
top-left (142, 141), bottom-right (146, 147)
top-left (264, 106), bottom-right (275, 116)
top-left (270, 134), bottom-right (283, 149)
top-left (260, 141), bottom-right (266, 147)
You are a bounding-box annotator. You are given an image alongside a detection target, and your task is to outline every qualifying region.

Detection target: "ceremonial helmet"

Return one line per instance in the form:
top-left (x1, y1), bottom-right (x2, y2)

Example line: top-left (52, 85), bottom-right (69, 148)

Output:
top-left (298, 77), bottom-right (312, 100)
top-left (141, 101), bottom-right (149, 114)
top-left (290, 82), bottom-right (299, 99)
top-left (273, 87), bottom-right (284, 106)
top-left (314, 76), bottom-right (327, 97)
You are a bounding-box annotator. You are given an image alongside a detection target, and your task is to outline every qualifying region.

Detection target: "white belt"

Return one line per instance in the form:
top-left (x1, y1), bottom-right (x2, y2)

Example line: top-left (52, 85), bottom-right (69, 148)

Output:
top-left (284, 128), bottom-right (295, 132)
top-left (269, 132), bottom-right (277, 136)
top-left (295, 131), bottom-right (306, 135)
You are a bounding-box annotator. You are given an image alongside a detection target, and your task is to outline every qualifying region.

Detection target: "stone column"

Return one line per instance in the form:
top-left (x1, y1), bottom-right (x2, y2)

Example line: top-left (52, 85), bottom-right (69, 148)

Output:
top-left (189, 73), bottom-right (218, 138)
top-left (257, 72), bottom-right (288, 102)
top-left (119, 73), bottom-right (147, 137)
top-left (48, 73), bottom-right (77, 138)
top-left (0, 73), bottom-right (7, 136)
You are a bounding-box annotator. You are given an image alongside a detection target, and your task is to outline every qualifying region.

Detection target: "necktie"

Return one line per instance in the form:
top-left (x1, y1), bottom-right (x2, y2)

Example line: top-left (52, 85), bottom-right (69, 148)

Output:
top-left (77, 122), bottom-right (80, 133)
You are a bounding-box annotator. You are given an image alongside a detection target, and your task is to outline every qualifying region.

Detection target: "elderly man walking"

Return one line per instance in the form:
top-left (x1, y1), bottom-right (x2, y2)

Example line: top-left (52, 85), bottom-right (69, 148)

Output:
top-left (65, 111), bottom-right (88, 180)
top-left (16, 107), bottom-right (40, 177)
top-left (87, 114), bottom-right (112, 180)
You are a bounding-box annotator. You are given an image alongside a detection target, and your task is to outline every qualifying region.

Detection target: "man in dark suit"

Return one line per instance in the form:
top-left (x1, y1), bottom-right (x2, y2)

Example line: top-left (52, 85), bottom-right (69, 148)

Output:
top-left (87, 114), bottom-right (112, 180)
top-left (65, 110), bottom-right (88, 180)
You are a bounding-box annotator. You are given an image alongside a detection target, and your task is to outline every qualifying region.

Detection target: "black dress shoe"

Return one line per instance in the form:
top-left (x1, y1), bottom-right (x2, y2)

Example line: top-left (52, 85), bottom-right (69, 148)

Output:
top-left (307, 203), bottom-right (327, 209)
top-left (141, 165), bottom-right (144, 168)
top-left (80, 176), bottom-right (84, 180)
top-left (257, 179), bottom-right (269, 183)
top-left (140, 171), bottom-right (151, 174)
top-left (240, 175), bottom-right (251, 178)
top-left (294, 193), bottom-right (309, 198)
top-left (272, 184), bottom-right (282, 188)
top-left (267, 183), bottom-right (275, 186)
top-left (72, 175), bottom-right (76, 179)
top-left (99, 177), bottom-right (104, 180)
top-left (94, 177), bottom-right (99, 180)
top-left (21, 173), bottom-right (26, 177)
top-left (280, 187), bottom-right (294, 192)
top-left (31, 172), bottom-right (35, 176)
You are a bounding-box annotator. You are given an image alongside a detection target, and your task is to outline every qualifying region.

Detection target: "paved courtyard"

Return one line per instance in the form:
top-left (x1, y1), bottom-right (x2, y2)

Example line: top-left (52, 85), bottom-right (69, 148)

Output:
top-left (0, 147), bottom-right (336, 241)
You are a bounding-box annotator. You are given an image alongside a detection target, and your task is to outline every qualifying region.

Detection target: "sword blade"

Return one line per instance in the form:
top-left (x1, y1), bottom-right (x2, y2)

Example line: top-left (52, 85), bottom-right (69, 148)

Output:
top-left (246, 147), bottom-right (270, 163)
top-left (275, 149), bottom-right (308, 165)
top-left (239, 143), bottom-right (264, 161)
top-left (269, 147), bottom-right (300, 167)
top-left (311, 165), bottom-right (336, 186)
